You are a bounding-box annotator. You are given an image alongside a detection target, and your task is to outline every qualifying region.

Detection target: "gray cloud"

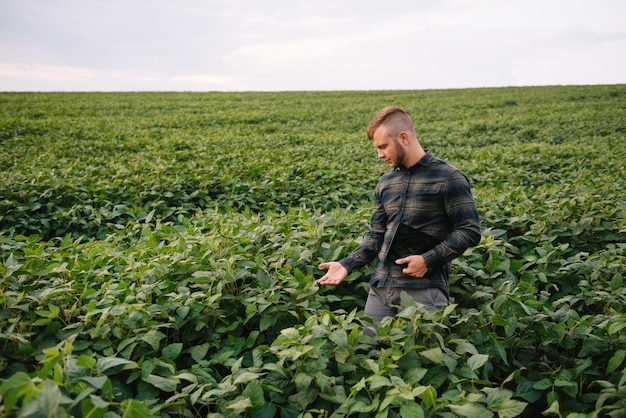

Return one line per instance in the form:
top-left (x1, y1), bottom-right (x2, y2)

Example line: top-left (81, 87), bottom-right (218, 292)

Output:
top-left (1, 0), bottom-right (624, 90)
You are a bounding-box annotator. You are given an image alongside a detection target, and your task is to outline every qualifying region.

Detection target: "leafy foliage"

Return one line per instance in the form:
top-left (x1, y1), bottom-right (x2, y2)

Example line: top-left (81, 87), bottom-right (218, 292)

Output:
top-left (1, 86), bottom-right (625, 417)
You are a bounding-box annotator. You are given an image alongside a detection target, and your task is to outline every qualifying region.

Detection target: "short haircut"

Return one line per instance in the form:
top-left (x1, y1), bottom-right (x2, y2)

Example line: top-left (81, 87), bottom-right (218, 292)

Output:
top-left (367, 106), bottom-right (415, 141)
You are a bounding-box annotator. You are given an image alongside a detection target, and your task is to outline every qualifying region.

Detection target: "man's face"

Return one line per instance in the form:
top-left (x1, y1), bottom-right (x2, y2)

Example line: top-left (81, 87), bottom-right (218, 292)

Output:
top-left (372, 127), bottom-right (406, 168)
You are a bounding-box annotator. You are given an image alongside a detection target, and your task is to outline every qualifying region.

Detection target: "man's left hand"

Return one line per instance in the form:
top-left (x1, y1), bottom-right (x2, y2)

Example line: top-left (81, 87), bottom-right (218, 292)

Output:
top-left (395, 255), bottom-right (428, 278)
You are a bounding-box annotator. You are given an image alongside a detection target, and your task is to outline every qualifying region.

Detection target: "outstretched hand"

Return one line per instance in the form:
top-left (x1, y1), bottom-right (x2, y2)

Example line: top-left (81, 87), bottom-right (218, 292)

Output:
top-left (395, 255), bottom-right (428, 278)
top-left (317, 261), bottom-right (348, 286)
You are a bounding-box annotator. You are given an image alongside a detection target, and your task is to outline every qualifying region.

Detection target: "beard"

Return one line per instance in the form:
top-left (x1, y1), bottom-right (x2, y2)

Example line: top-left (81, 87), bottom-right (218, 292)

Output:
top-left (391, 139), bottom-right (407, 168)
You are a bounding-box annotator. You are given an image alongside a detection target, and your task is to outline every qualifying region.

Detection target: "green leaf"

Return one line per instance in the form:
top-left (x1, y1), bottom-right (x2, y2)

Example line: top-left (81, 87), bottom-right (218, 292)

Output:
top-left (264, 370), bottom-right (291, 391)
top-left (542, 399), bottom-right (560, 416)
top-left (554, 379), bottom-right (576, 388)
top-left (467, 353), bottom-right (489, 371)
top-left (419, 347), bottom-right (443, 364)
top-left (329, 329), bottom-right (348, 347)
top-left (143, 374), bottom-right (179, 392)
top-left (77, 355), bottom-right (97, 368)
top-left (234, 371), bottom-right (261, 385)
top-left (608, 321), bottom-right (626, 335)
top-left (96, 357), bottom-right (136, 373)
top-left (400, 402), bottom-right (424, 418)
top-left (294, 372), bottom-right (313, 391)
top-left (483, 387), bottom-right (513, 409)
top-left (369, 376), bottom-right (391, 390)
top-left (145, 209), bottom-right (156, 224)
top-left (4, 252), bottom-right (21, 277)
top-left (0, 371), bottom-right (32, 395)
top-left (448, 402), bottom-right (492, 418)
top-left (420, 385), bottom-right (437, 409)
top-left (37, 380), bottom-right (65, 416)
top-left (89, 393), bottom-right (109, 409)
top-left (441, 303), bottom-right (457, 319)
top-left (554, 379), bottom-right (578, 397)
top-left (494, 294), bottom-right (507, 310)
top-left (189, 343), bottom-right (209, 363)
top-left (335, 346), bottom-right (350, 363)
top-left (280, 405), bottom-right (301, 418)
top-left (454, 340), bottom-right (479, 356)
top-left (501, 369), bottom-right (523, 388)
top-left (404, 367), bottom-right (428, 386)
top-left (79, 376), bottom-right (108, 390)
top-left (174, 372), bottom-right (198, 383)
top-left (242, 380), bottom-right (265, 410)
top-left (497, 399), bottom-right (528, 418)
top-left (121, 399), bottom-right (152, 418)
top-left (279, 327), bottom-right (300, 340)
top-left (47, 304), bottom-right (60, 319)
top-left (227, 397), bottom-right (253, 414)
top-left (141, 329), bottom-right (166, 351)
top-left (532, 378), bottom-right (553, 390)
top-left (608, 349), bottom-right (626, 374)
top-left (254, 403), bottom-right (277, 418)
top-left (162, 343), bottom-right (183, 360)
top-left (610, 273), bottom-right (623, 291)
top-left (288, 387), bottom-right (318, 410)
top-left (0, 372), bottom-right (34, 411)
top-left (347, 395), bottom-right (380, 413)
top-left (489, 334), bottom-right (508, 366)
top-left (400, 290), bottom-right (417, 309)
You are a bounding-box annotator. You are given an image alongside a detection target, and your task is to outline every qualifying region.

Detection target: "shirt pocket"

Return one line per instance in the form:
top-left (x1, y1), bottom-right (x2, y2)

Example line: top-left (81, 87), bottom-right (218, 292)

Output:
top-left (406, 184), bottom-right (442, 213)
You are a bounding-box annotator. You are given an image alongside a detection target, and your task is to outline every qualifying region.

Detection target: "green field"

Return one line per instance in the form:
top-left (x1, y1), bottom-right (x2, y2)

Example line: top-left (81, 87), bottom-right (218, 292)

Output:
top-left (1, 86), bottom-right (625, 417)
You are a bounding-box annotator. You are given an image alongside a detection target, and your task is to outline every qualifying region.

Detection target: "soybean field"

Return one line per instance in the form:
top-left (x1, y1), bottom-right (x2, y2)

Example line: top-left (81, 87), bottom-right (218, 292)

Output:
top-left (0, 85), bottom-right (625, 417)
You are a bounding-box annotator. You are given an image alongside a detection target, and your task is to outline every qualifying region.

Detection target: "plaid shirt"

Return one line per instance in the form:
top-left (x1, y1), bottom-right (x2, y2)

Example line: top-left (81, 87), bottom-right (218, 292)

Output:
top-left (339, 150), bottom-right (481, 297)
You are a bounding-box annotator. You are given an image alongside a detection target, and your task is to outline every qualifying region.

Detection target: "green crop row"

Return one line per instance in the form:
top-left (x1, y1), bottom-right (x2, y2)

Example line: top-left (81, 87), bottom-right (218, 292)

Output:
top-left (1, 86), bottom-right (625, 417)
top-left (1, 87), bottom-right (623, 241)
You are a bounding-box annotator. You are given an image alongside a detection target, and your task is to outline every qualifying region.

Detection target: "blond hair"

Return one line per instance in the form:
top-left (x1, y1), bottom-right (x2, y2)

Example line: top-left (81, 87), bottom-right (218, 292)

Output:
top-left (367, 106), bottom-right (416, 142)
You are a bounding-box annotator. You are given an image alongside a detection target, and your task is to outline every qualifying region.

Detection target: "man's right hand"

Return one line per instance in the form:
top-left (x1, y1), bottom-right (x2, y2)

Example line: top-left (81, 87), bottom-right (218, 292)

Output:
top-left (317, 262), bottom-right (348, 286)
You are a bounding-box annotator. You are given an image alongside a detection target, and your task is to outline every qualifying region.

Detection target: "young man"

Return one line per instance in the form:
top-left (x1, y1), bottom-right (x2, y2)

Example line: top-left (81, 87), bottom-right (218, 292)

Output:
top-left (317, 106), bottom-right (481, 336)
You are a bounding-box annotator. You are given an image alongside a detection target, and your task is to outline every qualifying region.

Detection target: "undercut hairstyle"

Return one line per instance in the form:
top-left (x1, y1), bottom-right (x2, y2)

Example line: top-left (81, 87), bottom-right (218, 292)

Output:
top-left (367, 106), bottom-right (416, 142)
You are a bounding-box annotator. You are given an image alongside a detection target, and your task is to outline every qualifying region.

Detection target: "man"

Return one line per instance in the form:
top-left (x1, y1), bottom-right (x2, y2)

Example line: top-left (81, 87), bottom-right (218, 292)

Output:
top-left (317, 106), bottom-right (481, 336)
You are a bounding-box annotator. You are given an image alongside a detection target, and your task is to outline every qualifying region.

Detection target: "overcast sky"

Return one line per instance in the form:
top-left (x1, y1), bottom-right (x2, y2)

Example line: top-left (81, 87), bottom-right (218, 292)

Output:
top-left (1, 0), bottom-right (625, 91)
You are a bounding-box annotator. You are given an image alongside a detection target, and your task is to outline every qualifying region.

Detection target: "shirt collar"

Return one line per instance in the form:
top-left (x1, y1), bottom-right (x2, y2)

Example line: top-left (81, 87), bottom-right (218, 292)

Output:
top-left (397, 149), bottom-right (433, 173)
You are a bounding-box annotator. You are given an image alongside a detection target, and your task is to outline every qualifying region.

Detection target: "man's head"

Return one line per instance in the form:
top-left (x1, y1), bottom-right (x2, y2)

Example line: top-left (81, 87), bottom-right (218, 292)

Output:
top-left (367, 106), bottom-right (424, 169)
top-left (367, 106), bottom-right (416, 142)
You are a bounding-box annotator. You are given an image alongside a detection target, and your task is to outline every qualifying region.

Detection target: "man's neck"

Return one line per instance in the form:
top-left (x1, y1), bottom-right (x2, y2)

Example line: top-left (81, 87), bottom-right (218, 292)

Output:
top-left (401, 147), bottom-right (426, 169)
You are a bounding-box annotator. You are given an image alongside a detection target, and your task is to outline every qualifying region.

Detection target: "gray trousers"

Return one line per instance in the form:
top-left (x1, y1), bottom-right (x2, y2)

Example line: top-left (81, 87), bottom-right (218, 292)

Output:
top-left (363, 286), bottom-right (447, 337)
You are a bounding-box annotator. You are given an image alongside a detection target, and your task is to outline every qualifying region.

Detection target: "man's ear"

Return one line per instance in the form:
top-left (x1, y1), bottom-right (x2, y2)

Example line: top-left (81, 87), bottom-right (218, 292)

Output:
top-left (398, 131), bottom-right (410, 146)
